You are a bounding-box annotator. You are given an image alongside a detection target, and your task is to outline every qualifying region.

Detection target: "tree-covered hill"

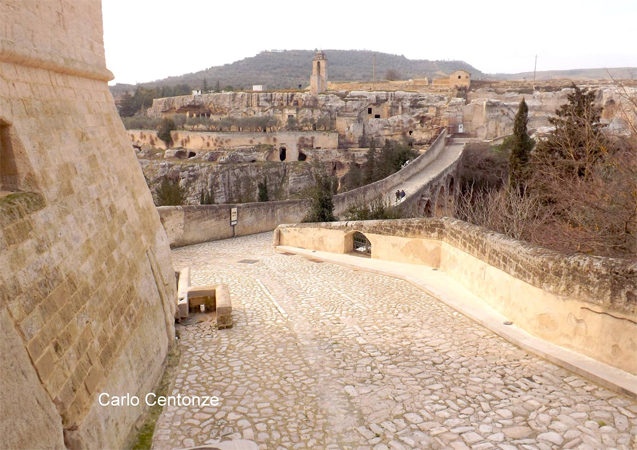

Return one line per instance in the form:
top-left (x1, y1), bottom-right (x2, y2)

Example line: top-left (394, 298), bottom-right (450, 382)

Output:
top-left (110, 49), bottom-right (484, 96)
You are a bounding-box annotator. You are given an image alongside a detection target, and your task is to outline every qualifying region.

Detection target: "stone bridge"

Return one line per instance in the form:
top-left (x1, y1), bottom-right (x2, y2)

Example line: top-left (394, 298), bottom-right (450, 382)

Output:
top-left (158, 130), bottom-right (465, 247)
top-left (385, 138), bottom-right (465, 218)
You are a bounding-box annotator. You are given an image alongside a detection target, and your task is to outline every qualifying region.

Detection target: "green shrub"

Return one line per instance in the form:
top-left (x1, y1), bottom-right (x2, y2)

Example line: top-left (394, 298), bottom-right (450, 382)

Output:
top-left (303, 173), bottom-right (336, 223)
top-left (121, 116), bottom-right (161, 130)
top-left (157, 118), bottom-right (176, 146)
top-left (344, 199), bottom-right (403, 221)
top-left (155, 177), bottom-right (187, 206)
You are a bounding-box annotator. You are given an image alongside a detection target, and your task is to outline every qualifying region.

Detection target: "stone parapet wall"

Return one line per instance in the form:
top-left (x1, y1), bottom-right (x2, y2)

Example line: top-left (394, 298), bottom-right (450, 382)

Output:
top-left (0, 1), bottom-right (177, 449)
top-left (276, 218), bottom-right (637, 374)
top-left (159, 200), bottom-right (310, 247)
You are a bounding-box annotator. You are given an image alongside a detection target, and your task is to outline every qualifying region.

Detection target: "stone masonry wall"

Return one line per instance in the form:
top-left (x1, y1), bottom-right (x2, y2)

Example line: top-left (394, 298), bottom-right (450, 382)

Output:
top-left (159, 200), bottom-right (310, 247)
top-left (0, 1), bottom-right (177, 449)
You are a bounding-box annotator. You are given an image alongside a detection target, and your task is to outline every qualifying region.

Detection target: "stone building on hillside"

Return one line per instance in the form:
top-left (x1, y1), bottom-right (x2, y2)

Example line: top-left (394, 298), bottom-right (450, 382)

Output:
top-left (0, 1), bottom-right (177, 449)
top-left (310, 50), bottom-right (328, 95)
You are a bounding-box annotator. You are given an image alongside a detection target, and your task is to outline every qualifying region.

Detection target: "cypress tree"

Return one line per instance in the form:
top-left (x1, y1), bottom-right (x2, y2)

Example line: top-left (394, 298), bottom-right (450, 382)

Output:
top-left (508, 98), bottom-right (534, 191)
top-left (303, 173), bottom-right (335, 223)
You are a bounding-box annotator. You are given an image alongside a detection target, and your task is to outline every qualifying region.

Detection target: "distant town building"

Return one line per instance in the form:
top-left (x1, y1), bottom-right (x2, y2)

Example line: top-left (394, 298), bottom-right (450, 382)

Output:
top-left (252, 85), bottom-right (266, 91)
top-left (192, 89), bottom-right (202, 95)
top-left (450, 70), bottom-right (471, 88)
top-left (310, 50), bottom-right (328, 95)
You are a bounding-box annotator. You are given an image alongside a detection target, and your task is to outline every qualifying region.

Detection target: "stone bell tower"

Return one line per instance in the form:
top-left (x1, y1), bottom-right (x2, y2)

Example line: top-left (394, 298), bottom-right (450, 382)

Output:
top-left (310, 50), bottom-right (328, 95)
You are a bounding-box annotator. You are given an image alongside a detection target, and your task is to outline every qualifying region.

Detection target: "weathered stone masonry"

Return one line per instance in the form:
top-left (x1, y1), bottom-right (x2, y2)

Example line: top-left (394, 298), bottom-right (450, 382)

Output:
top-left (1, 1), bottom-right (177, 449)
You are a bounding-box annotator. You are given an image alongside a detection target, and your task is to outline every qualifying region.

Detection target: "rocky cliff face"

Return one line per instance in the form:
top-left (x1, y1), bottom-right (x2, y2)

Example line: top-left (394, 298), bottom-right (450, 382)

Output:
top-left (462, 85), bottom-right (633, 139)
top-left (141, 157), bottom-right (316, 204)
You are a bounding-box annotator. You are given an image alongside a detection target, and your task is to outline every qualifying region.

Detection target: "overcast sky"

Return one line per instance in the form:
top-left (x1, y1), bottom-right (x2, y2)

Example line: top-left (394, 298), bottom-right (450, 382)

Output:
top-left (103, 0), bottom-right (637, 85)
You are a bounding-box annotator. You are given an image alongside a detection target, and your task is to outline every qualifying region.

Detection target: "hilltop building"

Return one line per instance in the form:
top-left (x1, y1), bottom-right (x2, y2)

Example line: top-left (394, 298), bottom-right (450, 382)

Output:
top-left (310, 50), bottom-right (328, 95)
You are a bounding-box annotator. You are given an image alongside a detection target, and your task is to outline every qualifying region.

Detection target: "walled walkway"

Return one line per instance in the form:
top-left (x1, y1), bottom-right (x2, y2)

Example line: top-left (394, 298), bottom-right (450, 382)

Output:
top-left (384, 141), bottom-right (465, 206)
top-left (153, 233), bottom-right (637, 450)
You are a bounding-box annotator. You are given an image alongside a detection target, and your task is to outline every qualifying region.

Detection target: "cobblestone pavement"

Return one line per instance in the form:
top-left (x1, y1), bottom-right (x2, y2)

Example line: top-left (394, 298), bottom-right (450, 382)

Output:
top-left (152, 233), bottom-right (637, 450)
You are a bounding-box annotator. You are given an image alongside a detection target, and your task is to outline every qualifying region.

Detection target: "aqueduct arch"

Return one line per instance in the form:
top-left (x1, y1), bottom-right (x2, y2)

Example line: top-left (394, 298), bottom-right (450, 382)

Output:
top-left (435, 185), bottom-right (446, 217)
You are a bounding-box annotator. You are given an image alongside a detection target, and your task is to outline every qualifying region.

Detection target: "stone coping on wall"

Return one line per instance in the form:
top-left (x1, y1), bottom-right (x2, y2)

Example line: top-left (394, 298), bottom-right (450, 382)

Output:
top-left (276, 218), bottom-right (637, 316)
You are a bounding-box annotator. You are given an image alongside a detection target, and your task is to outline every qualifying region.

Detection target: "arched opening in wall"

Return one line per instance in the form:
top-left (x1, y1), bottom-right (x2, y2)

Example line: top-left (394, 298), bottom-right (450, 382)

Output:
top-left (298, 151), bottom-right (307, 161)
top-left (424, 199), bottom-right (433, 217)
top-left (418, 196), bottom-right (433, 217)
top-left (435, 186), bottom-right (446, 217)
top-left (447, 176), bottom-right (455, 215)
top-left (351, 232), bottom-right (371, 257)
top-left (317, 61), bottom-right (321, 76)
top-left (279, 147), bottom-right (287, 161)
top-left (187, 151), bottom-right (196, 158)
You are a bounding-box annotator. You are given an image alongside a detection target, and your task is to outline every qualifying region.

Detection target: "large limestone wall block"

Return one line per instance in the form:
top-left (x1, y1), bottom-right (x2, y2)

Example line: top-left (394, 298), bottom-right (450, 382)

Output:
top-left (0, 308), bottom-right (66, 450)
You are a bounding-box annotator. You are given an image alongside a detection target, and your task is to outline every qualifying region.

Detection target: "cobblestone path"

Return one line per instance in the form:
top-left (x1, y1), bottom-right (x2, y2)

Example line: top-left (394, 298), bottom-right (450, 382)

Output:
top-left (152, 233), bottom-right (637, 450)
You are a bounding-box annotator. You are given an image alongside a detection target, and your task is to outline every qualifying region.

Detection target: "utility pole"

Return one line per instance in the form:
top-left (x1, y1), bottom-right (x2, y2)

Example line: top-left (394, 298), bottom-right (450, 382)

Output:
top-left (373, 53), bottom-right (376, 89)
top-left (533, 54), bottom-right (537, 81)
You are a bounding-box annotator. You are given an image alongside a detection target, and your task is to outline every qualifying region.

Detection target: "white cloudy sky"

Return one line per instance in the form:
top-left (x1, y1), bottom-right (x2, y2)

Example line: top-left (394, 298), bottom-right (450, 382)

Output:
top-left (103, 0), bottom-right (637, 85)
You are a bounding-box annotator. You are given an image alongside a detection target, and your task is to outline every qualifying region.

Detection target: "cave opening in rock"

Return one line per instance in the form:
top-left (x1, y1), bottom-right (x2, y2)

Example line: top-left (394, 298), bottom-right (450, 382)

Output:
top-left (279, 147), bottom-right (287, 161)
top-left (298, 151), bottom-right (307, 161)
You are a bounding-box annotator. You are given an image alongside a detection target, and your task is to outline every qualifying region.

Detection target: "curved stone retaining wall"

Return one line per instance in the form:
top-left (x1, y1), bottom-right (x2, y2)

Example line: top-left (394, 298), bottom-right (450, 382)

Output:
top-left (275, 218), bottom-right (637, 375)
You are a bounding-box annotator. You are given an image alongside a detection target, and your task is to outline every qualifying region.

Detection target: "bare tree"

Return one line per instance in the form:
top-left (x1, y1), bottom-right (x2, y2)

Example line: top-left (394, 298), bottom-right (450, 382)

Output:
top-left (385, 69), bottom-right (401, 81)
